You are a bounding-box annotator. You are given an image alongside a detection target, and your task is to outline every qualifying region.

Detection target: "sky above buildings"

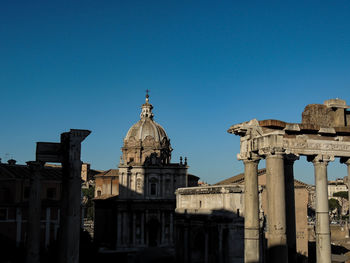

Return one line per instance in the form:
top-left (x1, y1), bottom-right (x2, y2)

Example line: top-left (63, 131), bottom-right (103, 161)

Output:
top-left (1, 1), bottom-right (350, 184)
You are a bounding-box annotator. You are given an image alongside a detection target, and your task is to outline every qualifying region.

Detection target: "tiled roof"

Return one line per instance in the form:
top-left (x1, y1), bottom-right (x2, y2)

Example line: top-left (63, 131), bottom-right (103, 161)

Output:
top-left (0, 163), bottom-right (62, 180)
top-left (215, 168), bottom-right (309, 187)
top-left (215, 169), bottom-right (266, 185)
top-left (94, 169), bottom-right (119, 178)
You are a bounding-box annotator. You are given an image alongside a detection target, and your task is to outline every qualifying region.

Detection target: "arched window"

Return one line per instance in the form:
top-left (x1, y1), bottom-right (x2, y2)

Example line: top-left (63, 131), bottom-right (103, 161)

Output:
top-left (97, 190), bottom-right (102, 197)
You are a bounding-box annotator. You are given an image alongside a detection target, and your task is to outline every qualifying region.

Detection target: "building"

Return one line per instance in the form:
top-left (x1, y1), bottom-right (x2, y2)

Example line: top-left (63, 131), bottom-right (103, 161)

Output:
top-left (175, 185), bottom-right (245, 263)
top-left (0, 160), bottom-right (62, 250)
top-left (328, 178), bottom-right (348, 198)
top-left (175, 169), bottom-right (310, 263)
top-left (93, 94), bottom-right (198, 252)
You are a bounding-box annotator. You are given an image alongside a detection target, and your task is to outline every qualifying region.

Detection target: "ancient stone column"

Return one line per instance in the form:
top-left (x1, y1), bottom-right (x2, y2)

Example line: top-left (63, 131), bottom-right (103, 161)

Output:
top-left (340, 157), bottom-right (350, 226)
top-left (309, 154), bottom-right (333, 263)
top-left (265, 148), bottom-right (288, 263)
top-left (59, 130), bottom-right (90, 263)
top-left (26, 161), bottom-right (43, 263)
top-left (284, 154), bottom-right (299, 263)
top-left (243, 156), bottom-right (260, 263)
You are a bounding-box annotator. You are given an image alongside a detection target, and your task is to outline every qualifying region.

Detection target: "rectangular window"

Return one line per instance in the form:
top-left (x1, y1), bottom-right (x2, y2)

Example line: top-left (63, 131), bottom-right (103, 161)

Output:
top-left (150, 183), bottom-right (156, 196)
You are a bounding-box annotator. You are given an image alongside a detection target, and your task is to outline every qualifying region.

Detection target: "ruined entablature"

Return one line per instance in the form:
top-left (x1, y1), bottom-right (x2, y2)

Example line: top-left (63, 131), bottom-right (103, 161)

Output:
top-left (229, 99), bottom-right (350, 159)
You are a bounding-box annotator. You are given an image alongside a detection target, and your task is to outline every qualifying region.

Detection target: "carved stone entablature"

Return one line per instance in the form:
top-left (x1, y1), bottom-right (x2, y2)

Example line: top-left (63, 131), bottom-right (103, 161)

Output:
top-left (283, 137), bottom-right (350, 158)
top-left (228, 119), bottom-right (263, 139)
top-left (258, 146), bottom-right (285, 157)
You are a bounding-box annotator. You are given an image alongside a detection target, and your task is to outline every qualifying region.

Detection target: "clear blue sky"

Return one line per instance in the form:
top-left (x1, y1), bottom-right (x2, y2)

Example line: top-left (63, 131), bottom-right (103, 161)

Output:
top-left (1, 1), bottom-right (350, 184)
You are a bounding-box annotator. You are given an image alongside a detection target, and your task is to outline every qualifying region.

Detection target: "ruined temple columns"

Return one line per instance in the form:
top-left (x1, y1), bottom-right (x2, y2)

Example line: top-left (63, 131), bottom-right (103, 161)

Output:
top-left (284, 154), bottom-right (298, 263)
top-left (309, 154), bottom-right (333, 263)
top-left (243, 156), bottom-right (260, 263)
top-left (265, 148), bottom-right (288, 263)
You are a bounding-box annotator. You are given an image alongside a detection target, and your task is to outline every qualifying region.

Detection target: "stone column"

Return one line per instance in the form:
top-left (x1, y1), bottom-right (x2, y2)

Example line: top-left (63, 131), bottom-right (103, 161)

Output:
top-left (284, 154), bottom-right (298, 263)
top-left (309, 154), bottom-right (333, 263)
top-left (45, 207), bottom-right (51, 248)
top-left (243, 156), bottom-right (260, 263)
top-left (117, 212), bottom-right (122, 246)
top-left (26, 161), bottom-right (43, 263)
top-left (141, 213), bottom-right (145, 245)
top-left (265, 148), bottom-right (288, 263)
top-left (340, 157), bottom-right (350, 225)
top-left (133, 213), bottom-right (136, 245)
top-left (204, 231), bottom-right (209, 263)
top-left (16, 207), bottom-right (22, 247)
top-left (170, 212), bottom-right (174, 245)
top-left (161, 212), bottom-right (165, 244)
top-left (59, 129), bottom-right (90, 263)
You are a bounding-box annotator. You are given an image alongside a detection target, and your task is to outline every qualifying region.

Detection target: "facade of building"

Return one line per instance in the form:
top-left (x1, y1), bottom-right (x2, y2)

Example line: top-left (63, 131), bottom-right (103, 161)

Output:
top-left (175, 185), bottom-right (245, 263)
top-left (328, 178), bottom-right (348, 198)
top-left (0, 160), bottom-right (62, 249)
top-left (94, 94), bottom-right (197, 252)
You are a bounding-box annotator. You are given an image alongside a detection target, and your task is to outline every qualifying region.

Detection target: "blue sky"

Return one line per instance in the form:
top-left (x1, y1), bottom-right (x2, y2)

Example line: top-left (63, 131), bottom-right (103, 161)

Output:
top-left (1, 1), bottom-right (350, 184)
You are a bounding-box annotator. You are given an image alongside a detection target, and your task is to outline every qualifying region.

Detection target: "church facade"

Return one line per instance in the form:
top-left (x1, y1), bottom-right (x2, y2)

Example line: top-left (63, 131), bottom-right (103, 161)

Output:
top-left (94, 94), bottom-right (197, 251)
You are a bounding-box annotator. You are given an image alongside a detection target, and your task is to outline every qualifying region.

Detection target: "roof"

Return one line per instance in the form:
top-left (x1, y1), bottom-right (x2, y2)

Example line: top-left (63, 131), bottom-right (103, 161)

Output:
top-left (0, 163), bottom-right (62, 180)
top-left (94, 169), bottom-right (119, 178)
top-left (215, 168), bottom-right (309, 187)
top-left (188, 173), bottom-right (200, 180)
top-left (215, 169), bottom-right (266, 185)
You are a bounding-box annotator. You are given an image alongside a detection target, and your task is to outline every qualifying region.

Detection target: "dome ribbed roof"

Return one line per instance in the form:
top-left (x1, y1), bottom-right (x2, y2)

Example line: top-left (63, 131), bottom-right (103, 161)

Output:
top-left (124, 94), bottom-right (169, 144)
top-left (125, 118), bottom-right (168, 142)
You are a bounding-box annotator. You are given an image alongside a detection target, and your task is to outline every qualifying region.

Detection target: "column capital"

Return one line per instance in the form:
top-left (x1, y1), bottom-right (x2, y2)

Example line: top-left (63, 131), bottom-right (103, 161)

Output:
top-left (258, 147), bottom-right (285, 158)
top-left (307, 154), bottom-right (334, 165)
top-left (340, 157), bottom-right (350, 165)
top-left (284, 154), bottom-right (299, 164)
top-left (239, 152), bottom-right (261, 163)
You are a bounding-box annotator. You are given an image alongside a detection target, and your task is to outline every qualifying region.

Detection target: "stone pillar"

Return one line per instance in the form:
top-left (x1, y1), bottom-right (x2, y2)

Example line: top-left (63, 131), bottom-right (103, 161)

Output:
top-left (218, 226), bottom-right (223, 263)
top-left (161, 212), bottom-right (165, 244)
top-left (26, 161), bottom-right (43, 263)
top-left (45, 207), bottom-right (51, 248)
top-left (133, 213), bottom-right (136, 245)
top-left (265, 148), bottom-right (288, 263)
top-left (340, 157), bottom-right (350, 225)
top-left (243, 156), bottom-right (260, 263)
top-left (309, 154), bottom-right (333, 263)
top-left (284, 154), bottom-right (298, 263)
top-left (204, 231), bottom-right (209, 263)
top-left (141, 213), bottom-right (145, 245)
top-left (170, 212), bottom-right (174, 245)
top-left (117, 212), bottom-right (122, 246)
top-left (16, 207), bottom-right (22, 247)
top-left (58, 130), bottom-right (90, 263)
top-left (184, 225), bottom-right (189, 263)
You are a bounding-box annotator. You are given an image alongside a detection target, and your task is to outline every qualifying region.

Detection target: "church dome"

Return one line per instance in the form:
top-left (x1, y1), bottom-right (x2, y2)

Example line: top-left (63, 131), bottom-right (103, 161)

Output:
top-left (124, 93), bottom-right (170, 145)
top-left (121, 92), bottom-right (172, 165)
top-left (125, 117), bottom-right (168, 143)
